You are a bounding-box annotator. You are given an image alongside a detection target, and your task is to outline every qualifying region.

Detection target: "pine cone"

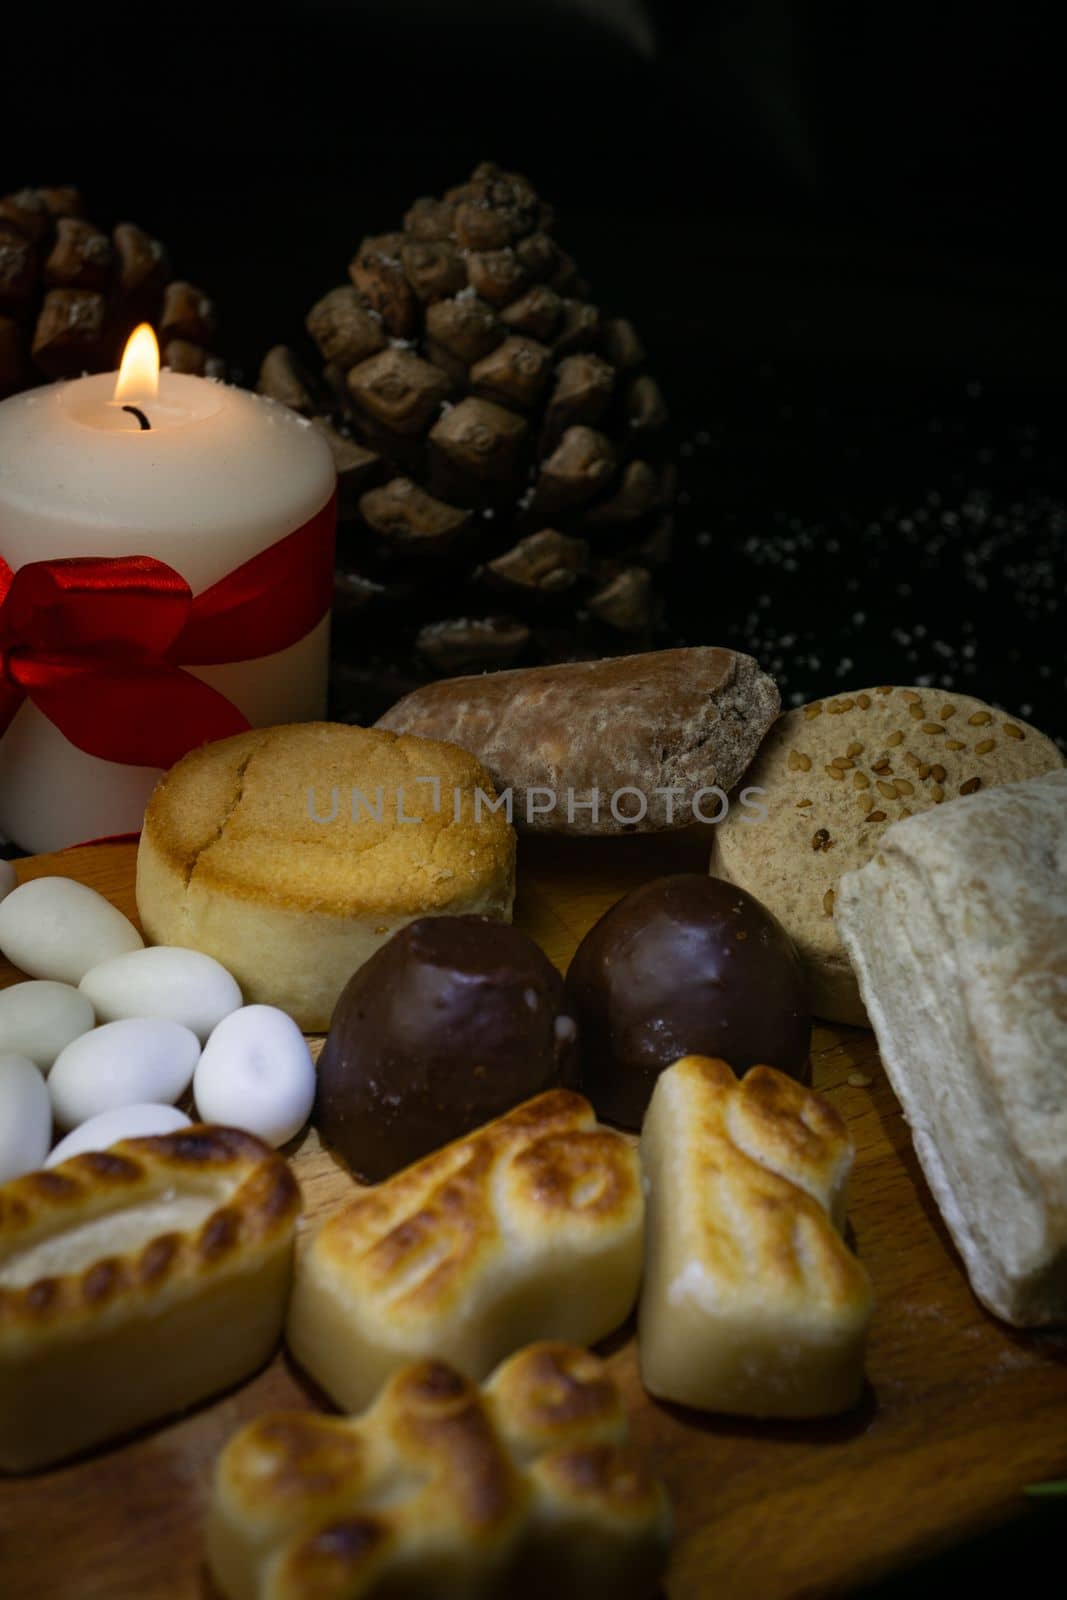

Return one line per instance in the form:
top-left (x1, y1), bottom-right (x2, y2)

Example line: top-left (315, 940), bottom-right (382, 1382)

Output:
top-left (258, 163), bottom-right (672, 718)
top-left (0, 186), bottom-right (222, 398)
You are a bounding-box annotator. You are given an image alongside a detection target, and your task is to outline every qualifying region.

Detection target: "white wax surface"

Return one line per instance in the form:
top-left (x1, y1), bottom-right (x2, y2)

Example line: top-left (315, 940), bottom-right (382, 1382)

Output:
top-left (0, 373), bottom-right (333, 591)
top-left (0, 372), bottom-right (336, 852)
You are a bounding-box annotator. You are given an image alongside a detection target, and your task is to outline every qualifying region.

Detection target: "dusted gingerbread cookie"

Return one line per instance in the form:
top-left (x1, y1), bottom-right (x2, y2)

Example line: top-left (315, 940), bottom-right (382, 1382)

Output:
top-left (316, 915), bottom-right (579, 1180)
top-left (565, 874), bottom-right (809, 1128)
top-left (377, 647), bottom-right (779, 835)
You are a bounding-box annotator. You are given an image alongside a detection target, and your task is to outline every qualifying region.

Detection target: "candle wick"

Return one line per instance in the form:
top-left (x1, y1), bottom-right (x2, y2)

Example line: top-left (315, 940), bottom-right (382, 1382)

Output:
top-left (122, 405), bottom-right (152, 432)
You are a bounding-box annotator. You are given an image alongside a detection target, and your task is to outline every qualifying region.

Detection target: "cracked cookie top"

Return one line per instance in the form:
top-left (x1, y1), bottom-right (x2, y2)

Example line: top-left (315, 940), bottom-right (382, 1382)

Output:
top-left (138, 721), bottom-right (517, 918)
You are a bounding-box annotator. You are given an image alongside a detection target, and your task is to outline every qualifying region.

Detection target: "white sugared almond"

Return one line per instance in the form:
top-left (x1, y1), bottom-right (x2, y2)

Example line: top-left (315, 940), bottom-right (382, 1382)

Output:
top-left (80, 947), bottom-right (242, 1044)
top-left (46, 1103), bottom-right (192, 1168)
top-left (194, 1005), bottom-right (315, 1148)
top-left (0, 1053), bottom-right (52, 1183)
top-left (48, 1018), bottom-right (201, 1132)
top-left (0, 981), bottom-right (95, 1070)
top-left (0, 877), bottom-right (143, 984)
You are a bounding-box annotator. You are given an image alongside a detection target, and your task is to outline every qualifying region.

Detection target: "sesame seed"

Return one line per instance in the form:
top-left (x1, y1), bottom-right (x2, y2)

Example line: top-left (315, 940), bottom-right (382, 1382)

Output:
top-left (856, 693), bottom-right (872, 709)
top-left (960, 776), bottom-right (982, 795)
top-left (930, 764), bottom-right (946, 781)
top-left (846, 741), bottom-right (863, 757)
top-left (853, 771), bottom-right (870, 789)
top-left (902, 690), bottom-right (922, 704)
top-left (932, 785), bottom-right (945, 802)
top-left (831, 756), bottom-right (854, 770)
top-left (894, 778), bottom-right (915, 795)
top-left (825, 764), bottom-right (845, 780)
top-left (1003, 723), bottom-right (1024, 739)
top-left (876, 779), bottom-right (897, 799)
top-left (922, 722), bottom-right (946, 735)
top-left (887, 731), bottom-right (904, 746)
top-left (940, 705), bottom-right (956, 719)
top-left (796, 798), bottom-right (813, 807)
top-left (908, 703), bottom-right (924, 720)
top-left (823, 889), bottom-right (835, 916)
top-left (804, 702), bottom-right (824, 718)
top-left (905, 752), bottom-right (922, 769)
top-left (872, 756), bottom-right (892, 773)
top-left (867, 809), bottom-right (888, 822)
top-left (877, 685), bottom-right (893, 695)
top-left (917, 762), bottom-right (931, 779)
top-left (858, 793), bottom-right (874, 812)
top-left (975, 738), bottom-right (995, 754)
top-left (945, 738), bottom-right (966, 750)
top-left (968, 711), bottom-right (993, 726)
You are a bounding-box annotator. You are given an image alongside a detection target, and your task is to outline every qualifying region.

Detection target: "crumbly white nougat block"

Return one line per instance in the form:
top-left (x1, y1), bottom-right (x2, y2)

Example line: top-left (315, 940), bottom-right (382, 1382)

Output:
top-left (836, 769), bottom-right (1067, 1327)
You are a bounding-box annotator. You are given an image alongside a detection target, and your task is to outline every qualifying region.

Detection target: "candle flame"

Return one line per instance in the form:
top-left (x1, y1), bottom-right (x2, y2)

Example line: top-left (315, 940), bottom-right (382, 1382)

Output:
top-left (113, 324), bottom-right (160, 402)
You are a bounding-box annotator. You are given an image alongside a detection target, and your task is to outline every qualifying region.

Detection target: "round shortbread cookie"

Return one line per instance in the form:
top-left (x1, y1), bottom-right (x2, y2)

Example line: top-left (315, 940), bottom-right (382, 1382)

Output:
top-left (710, 687), bottom-right (1065, 1026)
top-left (136, 722), bottom-right (516, 1032)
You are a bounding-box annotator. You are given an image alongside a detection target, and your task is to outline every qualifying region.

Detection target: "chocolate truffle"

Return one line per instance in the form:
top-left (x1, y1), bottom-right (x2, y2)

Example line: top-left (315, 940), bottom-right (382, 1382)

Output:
top-left (316, 915), bottom-right (579, 1181)
top-left (564, 874), bottom-right (810, 1128)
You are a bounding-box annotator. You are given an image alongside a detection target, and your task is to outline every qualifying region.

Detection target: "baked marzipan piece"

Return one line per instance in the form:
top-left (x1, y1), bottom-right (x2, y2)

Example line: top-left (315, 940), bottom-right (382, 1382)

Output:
top-left (286, 1090), bottom-right (643, 1411)
top-left (0, 1126), bottom-right (300, 1473)
top-left (207, 1341), bottom-right (671, 1600)
top-left (638, 1056), bottom-right (872, 1417)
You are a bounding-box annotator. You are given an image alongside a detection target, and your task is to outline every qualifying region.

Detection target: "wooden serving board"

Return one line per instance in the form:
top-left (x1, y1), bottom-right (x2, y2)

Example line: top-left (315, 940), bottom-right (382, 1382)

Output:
top-left (1, 834), bottom-right (1066, 1600)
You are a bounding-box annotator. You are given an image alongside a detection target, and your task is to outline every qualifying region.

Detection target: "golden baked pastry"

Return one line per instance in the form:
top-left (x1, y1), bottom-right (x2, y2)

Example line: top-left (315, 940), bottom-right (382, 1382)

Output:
top-left (638, 1056), bottom-right (873, 1417)
top-left (207, 1341), bottom-right (671, 1600)
top-left (710, 687), bottom-right (1065, 1024)
top-left (286, 1090), bottom-right (643, 1412)
top-left (136, 722), bottom-right (516, 1031)
top-left (0, 1126), bottom-right (300, 1473)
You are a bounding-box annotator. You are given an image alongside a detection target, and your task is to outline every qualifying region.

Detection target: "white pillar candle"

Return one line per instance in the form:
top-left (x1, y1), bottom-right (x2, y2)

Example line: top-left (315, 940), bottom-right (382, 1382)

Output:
top-left (0, 329), bottom-right (335, 853)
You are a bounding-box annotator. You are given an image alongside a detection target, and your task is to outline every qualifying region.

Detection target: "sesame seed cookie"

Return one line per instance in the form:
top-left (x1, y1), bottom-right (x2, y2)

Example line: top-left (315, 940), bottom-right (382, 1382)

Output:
top-left (709, 687), bottom-right (1065, 1025)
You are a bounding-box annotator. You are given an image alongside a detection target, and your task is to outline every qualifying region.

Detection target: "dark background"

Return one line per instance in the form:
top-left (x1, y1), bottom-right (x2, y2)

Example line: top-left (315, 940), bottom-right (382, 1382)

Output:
top-left (2, 2), bottom-right (1065, 1587)
top-left (4, 3), bottom-right (1065, 746)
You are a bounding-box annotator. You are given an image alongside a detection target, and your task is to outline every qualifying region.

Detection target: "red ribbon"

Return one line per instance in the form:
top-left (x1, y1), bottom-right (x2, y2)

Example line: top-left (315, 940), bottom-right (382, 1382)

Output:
top-left (0, 492), bottom-right (336, 769)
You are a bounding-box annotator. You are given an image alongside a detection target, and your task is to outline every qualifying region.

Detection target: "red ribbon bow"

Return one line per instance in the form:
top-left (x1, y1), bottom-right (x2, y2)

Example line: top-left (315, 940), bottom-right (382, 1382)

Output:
top-left (0, 492), bottom-right (336, 769)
